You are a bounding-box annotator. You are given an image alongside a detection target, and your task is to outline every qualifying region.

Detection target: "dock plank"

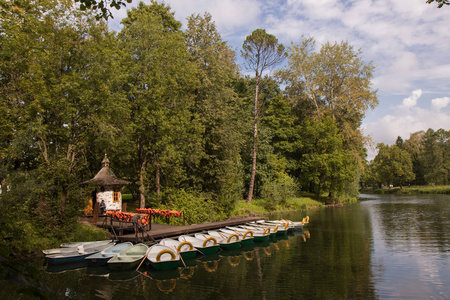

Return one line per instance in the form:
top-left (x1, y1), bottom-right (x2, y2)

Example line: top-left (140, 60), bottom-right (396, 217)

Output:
top-left (113, 216), bottom-right (268, 243)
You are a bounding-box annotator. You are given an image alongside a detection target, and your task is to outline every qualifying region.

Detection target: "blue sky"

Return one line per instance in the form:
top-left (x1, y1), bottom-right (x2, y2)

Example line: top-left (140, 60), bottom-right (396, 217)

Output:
top-left (108, 0), bottom-right (450, 160)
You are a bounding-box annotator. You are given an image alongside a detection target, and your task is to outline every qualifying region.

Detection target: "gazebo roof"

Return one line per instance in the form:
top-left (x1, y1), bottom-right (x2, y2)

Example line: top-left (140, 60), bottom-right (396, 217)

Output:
top-left (82, 154), bottom-right (131, 186)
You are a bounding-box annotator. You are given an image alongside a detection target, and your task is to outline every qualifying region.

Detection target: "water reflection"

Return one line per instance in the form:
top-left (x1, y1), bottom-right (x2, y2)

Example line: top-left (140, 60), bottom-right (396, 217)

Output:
top-left (362, 194), bottom-right (450, 299)
top-left (31, 196), bottom-right (450, 299)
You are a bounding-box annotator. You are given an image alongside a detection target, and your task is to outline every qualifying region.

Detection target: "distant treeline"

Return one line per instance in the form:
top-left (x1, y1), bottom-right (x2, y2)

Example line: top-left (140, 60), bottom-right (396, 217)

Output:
top-left (362, 128), bottom-right (450, 189)
top-left (1, 1), bottom-right (377, 256)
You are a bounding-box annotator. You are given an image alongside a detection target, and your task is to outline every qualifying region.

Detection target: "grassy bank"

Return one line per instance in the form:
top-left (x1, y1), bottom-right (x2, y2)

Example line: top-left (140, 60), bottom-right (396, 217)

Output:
top-left (360, 185), bottom-right (450, 195)
top-left (230, 197), bottom-right (323, 217)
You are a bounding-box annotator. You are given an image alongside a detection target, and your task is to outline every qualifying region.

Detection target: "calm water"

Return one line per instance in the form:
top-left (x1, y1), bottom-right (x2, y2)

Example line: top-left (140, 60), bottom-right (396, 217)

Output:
top-left (32, 195), bottom-right (450, 299)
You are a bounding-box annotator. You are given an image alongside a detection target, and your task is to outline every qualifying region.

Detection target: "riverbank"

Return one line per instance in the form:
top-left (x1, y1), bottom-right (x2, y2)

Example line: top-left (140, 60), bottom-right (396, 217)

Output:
top-left (360, 185), bottom-right (450, 195)
top-left (229, 196), bottom-right (323, 217)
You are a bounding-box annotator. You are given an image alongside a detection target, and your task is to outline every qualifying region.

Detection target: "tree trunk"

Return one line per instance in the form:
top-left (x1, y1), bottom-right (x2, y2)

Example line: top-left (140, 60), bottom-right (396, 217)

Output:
top-left (315, 184), bottom-right (321, 200)
top-left (61, 183), bottom-right (67, 214)
top-left (138, 144), bottom-right (147, 209)
top-left (1, 178), bottom-right (6, 196)
top-left (155, 156), bottom-right (161, 200)
top-left (247, 79), bottom-right (260, 204)
top-left (139, 170), bottom-right (145, 209)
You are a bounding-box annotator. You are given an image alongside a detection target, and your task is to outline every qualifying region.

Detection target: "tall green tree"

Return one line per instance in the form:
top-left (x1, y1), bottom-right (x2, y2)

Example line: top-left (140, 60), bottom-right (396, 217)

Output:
top-left (119, 1), bottom-right (199, 208)
top-left (278, 37), bottom-right (378, 197)
top-left (402, 131), bottom-right (426, 185)
top-left (299, 117), bottom-right (354, 200)
top-left (241, 29), bottom-right (286, 204)
top-left (421, 128), bottom-right (449, 185)
top-left (371, 143), bottom-right (415, 188)
top-left (184, 13), bottom-right (244, 212)
top-left (279, 38), bottom-right (377, 135)
top-left (261, 80), bottom-right (301, 174)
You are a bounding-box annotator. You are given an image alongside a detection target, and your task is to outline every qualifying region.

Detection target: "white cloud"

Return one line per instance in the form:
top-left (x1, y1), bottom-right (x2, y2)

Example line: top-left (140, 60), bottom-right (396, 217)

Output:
top-left (166, 0), bottom-right (261, 34)
top-left (362, 91), bottom-right (450, 160)
top-left (402, 89), bottom-right (422, 108)
top-left (108, 0), bottom-right (262, 36)
top-left (431, 97), bottom-right (450, 111)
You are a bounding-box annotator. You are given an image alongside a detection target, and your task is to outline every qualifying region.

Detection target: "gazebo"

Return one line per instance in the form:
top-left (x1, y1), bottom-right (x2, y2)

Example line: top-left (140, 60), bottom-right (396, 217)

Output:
top-left (82, 154), bottom-right (131, 214)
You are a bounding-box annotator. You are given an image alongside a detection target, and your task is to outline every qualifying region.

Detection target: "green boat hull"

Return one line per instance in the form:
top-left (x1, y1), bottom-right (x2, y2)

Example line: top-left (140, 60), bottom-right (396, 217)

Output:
top-left (180, 250), bottom-right (197, 260)
top-left (197, 245), bottom-right (220, 255)
top-left (253, 235), bottom-right (270, 242)
top-left (219, 241), bottom-right (241, 250)
top-left (108, 258), bottom-right (142, 271)
top-left (149, 260), bottom-right (179, 271)
top-left (240, 238), bottom-right (254, 246)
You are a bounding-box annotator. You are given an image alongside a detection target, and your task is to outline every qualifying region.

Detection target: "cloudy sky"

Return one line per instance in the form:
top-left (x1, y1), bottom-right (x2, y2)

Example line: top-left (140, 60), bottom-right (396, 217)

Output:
top-left (108, 0), bottom-right (450, 160)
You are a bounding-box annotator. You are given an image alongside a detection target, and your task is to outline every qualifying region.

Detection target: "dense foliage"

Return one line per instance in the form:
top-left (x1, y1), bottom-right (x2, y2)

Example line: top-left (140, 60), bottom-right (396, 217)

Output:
top-left (364, 129), bottom-right (450, 188)
top-left (1, 0), bottom-right (378, 257)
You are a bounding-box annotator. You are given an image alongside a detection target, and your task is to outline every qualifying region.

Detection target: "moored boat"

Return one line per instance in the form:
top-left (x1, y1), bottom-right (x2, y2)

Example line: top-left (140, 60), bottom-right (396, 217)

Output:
top-left (159, 238), bottom-right (197, 260)
top-left (85, 242), bottom-right (133, 266)
top-left (146, 244), bottom-right (180, 271)
top-left (107, 243), bottom-right (148, 271)
top-left (240, 224), bottom-right (276, 238)
top-left (60, 240), bottom-right (114, 248)
top-left (46, 242), bottom-right (115, 265)
top-left (253, 220), bottom-right (289, 235)
top-left (301, 216), bottom-right (310, 227)
top-left (226, 226), bottom-right (270, 243)
top-left (178, 235), bottom-right (219, 255)
top-left (206, 231), bottom-right (241, 250)
top-left (44, 240), bottom-right (115, 255)
top-left (219, 228), bottom-right (254, 246)
top-left (267, 217), bottom-right (309, 230)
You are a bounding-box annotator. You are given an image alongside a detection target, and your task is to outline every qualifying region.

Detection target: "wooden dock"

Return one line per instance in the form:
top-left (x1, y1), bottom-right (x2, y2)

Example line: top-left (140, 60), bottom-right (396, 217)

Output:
top-left (93, 216), bottom-right (268, 243)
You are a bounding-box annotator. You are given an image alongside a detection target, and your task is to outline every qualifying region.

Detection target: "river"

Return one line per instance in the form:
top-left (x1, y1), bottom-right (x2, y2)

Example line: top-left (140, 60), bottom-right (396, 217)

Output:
top-left (17, 194), bottom-right (450, 299)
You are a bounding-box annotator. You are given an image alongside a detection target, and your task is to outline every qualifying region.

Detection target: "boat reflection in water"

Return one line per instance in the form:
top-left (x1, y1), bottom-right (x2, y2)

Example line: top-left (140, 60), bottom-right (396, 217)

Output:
top-left (179, 266), bottom-right (196, 280)
top-left (144, 266), bottom-right (180, 294)
top-left (108, 269), bottom-right (140, 281)
top-left (156, 279), bottom-right (177, 294)
top-left (45, 260), bottom-right (87, 274)
top-left (197, 252), bottom-right (221, 273)
top-left (85, 265), bottom-right (110, 277)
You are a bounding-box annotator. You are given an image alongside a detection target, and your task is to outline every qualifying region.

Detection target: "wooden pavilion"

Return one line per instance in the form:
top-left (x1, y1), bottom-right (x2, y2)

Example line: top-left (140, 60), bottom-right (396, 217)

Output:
top-left (82, 154), bottom-right (131, 214)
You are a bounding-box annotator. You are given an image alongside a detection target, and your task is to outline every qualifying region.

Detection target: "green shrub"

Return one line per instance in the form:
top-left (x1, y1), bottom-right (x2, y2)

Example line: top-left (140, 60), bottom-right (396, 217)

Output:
top-left (161, 189), bottom-right (225, 225)
top-left (122, 194), bottom-right (133, 201)
top-left (230, 196), bottom-right (321, 217)
top-left (261, 172), bottom-right (298, 209)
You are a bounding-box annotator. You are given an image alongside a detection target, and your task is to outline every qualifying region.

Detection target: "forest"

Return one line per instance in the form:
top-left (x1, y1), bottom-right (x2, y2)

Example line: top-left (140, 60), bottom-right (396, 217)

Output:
top-left (1, 0), bottom-right (382, 256)
top-left (364, 129), bottom-right (450, 189)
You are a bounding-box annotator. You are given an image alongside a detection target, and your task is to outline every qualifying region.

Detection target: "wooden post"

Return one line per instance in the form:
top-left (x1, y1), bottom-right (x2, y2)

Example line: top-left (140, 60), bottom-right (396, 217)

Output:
top-left (122, 202), bottom-right (127, 212)
top-left (93, 202), bottom-right (100, 225)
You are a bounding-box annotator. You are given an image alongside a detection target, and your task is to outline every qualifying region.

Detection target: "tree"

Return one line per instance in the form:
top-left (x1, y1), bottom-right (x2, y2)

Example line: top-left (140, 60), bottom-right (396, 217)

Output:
top-left (403, 131), bottom-right (426, 185)
top-left (299, 117), bottom-right (354, 200)
top-left (119, 1), bottom-right (199, 208)
top-left (372, 144), bottom-right (415, 188)
top-left (421, 129), bottom-right (449, 185)
top-left (279, 38), bottom-right (377, 132)
top-left (395, 136), bottom-right (404, 149)
top-left (426, 0), bottom-right (450, 8)
top-left (241, 29), bottom-right (286, 204)
top-left (184, 13), bottom-right (244, 213)
top-left (261, 81), bottom-right (301, 174)
top-left (278, 37), bottom-right (378, 197)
